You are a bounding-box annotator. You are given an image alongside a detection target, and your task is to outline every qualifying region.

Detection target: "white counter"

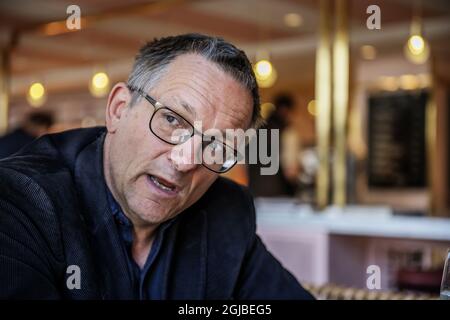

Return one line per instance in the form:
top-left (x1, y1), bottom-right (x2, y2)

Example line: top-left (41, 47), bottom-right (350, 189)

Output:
top-left (255, 199), bottom-right (450, 241)
top-left (254, 198), bottom-right (450, 289)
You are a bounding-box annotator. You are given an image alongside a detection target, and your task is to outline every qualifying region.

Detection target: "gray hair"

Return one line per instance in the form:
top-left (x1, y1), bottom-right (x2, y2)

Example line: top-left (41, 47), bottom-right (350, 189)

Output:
top-left (127, 33), bottom-right (263, 128)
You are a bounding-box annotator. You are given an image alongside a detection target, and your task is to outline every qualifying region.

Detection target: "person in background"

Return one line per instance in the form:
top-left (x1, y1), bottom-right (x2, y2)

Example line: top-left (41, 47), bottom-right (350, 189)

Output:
top-left (248, 93), bottom-right (301, 197)
top-left (0, 110), bottom-right (54, 158)
top-left (278, 95), bottom-right (302, 189)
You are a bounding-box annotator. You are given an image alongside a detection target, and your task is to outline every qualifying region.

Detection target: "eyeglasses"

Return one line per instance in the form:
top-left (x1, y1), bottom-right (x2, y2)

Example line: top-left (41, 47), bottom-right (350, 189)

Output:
top-left (128, 86), bottom-right (239, 173)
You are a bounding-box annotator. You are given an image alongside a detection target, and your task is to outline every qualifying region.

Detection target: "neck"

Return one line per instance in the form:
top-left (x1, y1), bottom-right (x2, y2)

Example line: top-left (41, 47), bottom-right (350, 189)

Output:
top-left (132, 225), bottom-right (158, 268)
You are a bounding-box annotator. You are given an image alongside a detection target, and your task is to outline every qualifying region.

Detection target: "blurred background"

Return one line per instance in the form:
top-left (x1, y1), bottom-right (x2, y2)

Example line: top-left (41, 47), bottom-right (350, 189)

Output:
top-left (0, 0), bottom-right (449, 299)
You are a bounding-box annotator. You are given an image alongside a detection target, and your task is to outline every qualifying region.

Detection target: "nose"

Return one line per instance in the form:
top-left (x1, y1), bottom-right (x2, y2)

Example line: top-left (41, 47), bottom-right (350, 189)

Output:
top-left (168, 135), bottom-right (203, 172)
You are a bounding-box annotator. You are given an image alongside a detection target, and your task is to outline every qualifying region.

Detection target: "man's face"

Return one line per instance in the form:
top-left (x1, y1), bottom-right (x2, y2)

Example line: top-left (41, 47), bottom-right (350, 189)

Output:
top-left (104, 54), bottom-right (253, 227)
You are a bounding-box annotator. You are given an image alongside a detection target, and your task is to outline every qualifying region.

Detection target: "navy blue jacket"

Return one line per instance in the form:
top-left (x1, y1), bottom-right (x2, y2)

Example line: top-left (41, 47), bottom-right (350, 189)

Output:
top-left (0, 128), bottom-right (36, 159)
top-left (0, 127), bottom-right (313, 300)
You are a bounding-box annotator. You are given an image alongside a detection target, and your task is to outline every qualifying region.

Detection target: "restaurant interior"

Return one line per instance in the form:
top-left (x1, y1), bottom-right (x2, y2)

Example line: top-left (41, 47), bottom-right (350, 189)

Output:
top-left (0, 0), bottom-right (449, 299)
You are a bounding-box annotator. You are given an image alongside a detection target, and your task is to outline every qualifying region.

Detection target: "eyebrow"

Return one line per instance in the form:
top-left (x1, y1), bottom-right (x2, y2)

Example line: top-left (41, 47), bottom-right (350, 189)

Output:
top-left (179, 101), bottom-right (197, 119)
top-left (168, 98), bottom-right (235, 146)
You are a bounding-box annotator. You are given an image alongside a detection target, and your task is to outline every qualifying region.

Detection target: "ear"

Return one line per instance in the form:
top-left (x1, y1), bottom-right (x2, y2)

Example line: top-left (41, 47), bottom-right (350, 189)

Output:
top-left (105, 82), bottom-right (131, 133)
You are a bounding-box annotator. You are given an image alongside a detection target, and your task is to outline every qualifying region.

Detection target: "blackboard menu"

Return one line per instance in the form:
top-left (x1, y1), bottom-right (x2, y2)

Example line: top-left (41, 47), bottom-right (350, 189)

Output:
top-left (368, 90), bottom-right (428, 188)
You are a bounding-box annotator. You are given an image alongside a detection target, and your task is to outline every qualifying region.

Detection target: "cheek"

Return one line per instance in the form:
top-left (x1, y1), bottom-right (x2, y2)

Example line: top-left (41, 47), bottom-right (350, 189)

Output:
top-left (122, 136), bottom-right (168, 180)
top-left (118, 112), bottom-right (163, 160)
top-left (111, 120), bottom-right (155, 180)
top-left (112, 129), bottom-right (141, 170)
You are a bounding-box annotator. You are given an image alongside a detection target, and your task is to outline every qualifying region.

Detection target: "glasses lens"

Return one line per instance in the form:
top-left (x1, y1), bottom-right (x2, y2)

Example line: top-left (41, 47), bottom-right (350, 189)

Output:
top-left (149, 104), bottom-right (237, 173)
top-left (151, 107), bottom-right (193, 144)
top-left (202, 138), bottom-right (237, 173)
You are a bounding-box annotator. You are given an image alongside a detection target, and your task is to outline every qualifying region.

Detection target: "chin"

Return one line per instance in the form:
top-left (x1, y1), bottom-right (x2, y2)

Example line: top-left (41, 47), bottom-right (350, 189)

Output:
top-left (131, 196), bottom-right (178, 224)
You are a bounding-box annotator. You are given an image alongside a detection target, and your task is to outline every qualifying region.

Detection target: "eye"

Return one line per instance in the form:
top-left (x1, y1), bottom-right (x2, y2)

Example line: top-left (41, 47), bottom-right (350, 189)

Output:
top-left (165, 114), bottom-right (178, 124)
top-left (163, 112), bottom-right (183, 128)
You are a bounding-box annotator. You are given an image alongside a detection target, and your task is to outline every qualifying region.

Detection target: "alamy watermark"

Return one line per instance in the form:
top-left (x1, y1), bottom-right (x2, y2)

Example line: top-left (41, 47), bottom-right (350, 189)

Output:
top-left (366, 264), bottom-right (381, 290)
top-left (66, 265), bottom-right (81, 290)
top-left (169, 121), bottom-right (280, 175)
top-left (366, 4), bottom-right (381, 30)
top-left (66, 5), bottom-right (81, 30)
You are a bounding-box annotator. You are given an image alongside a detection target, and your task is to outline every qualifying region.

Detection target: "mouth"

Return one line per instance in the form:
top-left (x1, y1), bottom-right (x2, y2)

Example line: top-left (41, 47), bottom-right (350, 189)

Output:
top-left (146, 174), bottom-right (179, 195)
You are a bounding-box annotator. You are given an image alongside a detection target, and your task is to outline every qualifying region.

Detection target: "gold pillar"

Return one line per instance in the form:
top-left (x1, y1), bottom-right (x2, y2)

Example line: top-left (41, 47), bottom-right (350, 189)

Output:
top-left (0, 48), bottom-right (10, 135)
top-left (426, 85), bottom-right (437, 215)
top-left (315, 0), bottom-right (332, 209)
top-left (426, 57), bottom-right (448, 217)
top-left (332, 0), bottom-right (349, 206)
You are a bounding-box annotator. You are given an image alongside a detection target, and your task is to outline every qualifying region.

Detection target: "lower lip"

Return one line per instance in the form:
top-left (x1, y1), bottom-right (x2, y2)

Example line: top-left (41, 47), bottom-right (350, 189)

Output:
top-left (145, 175), bottom-right (179, 198)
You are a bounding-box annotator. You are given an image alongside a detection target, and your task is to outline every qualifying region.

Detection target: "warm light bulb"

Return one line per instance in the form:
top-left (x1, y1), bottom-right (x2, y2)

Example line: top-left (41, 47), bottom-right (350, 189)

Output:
top-left (92, 72), bottom-right (109, 89)
top-left (29, 82), bottom-right (45, 100)
top-left (89, 71), bottom-right (110, 97)
top-left (360, 45), bottom-right (377, 60)
top-left (307, 100), bottom-right (316, 116)
top-left (284, 13), bottom-right (303, 28)
top-left (378, 76), bottom-right (399, 91)
top-left (399, 74), bottom-right (420, 90)
top-left (255, 60), bottom-right (273, 79)
top-left (27, 82), bottom-right (46, 107)
top-left (407, 35), bottom-right (425, 54)
top-left (260, 102), bottom-right (276, 120)
top-left (404, 34), bottom-right (429, 65)
top-left (256, 68), bottom-right (277, 88)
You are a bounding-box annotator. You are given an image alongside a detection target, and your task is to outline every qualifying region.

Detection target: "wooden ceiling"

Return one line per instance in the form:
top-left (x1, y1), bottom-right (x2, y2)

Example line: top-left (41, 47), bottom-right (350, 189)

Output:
top-left (0, 0), bottom-right (449, 96)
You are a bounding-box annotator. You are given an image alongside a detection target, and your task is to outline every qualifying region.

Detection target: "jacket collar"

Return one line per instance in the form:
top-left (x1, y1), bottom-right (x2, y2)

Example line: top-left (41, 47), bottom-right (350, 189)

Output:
top-left (74, 130), bottom-right (135, 298)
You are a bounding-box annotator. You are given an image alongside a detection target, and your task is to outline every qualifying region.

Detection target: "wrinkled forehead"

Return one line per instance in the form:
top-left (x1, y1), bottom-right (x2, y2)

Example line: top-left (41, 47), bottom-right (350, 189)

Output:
top-left (152, 54), bottom-right (253, 131)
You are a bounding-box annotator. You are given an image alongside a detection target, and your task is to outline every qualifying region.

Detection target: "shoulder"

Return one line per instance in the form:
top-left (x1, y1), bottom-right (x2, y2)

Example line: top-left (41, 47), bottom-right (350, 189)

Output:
top-left (202, 176), bottom-right (254, 212)
top-left (0, 127), bottom-right (105, 258)
top-left (195, 176), bottom-right (257, 238)
top-left (0, 130), bottom-right (83, 211)
top-left (0, 161), bottom-right (67, 265)
top-left (0, 127), bottom-right (105, 193)
top-left (204, 176), bottom-right (254, 210)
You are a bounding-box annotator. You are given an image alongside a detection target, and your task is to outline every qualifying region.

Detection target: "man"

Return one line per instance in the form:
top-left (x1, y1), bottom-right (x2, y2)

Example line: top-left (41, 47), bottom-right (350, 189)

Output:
top-left (0, 34), bottom-right (313, 300)
top-left (0, 110), bottom-right (54, 158)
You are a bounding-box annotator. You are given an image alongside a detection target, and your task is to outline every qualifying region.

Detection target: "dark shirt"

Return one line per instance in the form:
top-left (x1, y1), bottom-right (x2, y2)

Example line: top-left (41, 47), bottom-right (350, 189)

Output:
top-left (106, 189), bottom-right (176, 300)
